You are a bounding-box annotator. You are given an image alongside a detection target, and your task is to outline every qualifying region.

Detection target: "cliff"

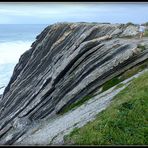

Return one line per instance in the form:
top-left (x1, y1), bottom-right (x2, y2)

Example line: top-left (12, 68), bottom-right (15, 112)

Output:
top-left (0, 22), bottom-right (148, 144)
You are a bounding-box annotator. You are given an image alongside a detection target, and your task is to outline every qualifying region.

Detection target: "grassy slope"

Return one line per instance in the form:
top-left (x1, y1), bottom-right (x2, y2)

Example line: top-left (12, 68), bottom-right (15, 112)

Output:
top-left (64, 71), bottom-right (148, 145)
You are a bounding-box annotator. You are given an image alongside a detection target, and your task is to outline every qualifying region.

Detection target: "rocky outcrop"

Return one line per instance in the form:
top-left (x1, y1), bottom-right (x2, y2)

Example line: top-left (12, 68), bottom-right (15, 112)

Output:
top-left (0, 22), bottom-right (148, 144)
top-left (15, 68), bottom-right (148, 145)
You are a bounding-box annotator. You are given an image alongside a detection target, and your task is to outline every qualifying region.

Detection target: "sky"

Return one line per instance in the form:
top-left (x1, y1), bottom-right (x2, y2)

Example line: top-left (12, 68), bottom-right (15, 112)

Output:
top-left (0, 2), bottom-right (148, 24)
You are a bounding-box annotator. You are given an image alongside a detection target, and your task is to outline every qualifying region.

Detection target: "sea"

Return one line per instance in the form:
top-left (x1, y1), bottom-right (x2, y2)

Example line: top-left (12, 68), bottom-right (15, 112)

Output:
top-left (0, 24), bottom-right (48, 94)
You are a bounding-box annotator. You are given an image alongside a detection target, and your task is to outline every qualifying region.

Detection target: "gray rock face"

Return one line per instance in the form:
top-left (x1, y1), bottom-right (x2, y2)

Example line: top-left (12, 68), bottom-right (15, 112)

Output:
top-left (0, 22), bottom-right (148, 144)
top-left (120, 25), bottom-right (139, 37)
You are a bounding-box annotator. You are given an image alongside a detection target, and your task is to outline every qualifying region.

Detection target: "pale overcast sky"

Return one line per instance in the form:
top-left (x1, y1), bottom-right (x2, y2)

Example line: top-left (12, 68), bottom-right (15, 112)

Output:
top-left (0, 2), bottom-right (148, 24)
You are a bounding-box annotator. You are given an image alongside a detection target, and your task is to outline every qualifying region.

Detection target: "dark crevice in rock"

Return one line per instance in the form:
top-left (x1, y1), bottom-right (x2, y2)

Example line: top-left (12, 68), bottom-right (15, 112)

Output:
top-left (68, 44), bottom-right (105, 75)
top-left (0, 126), bottom-right (12, 139)
top-left (34, 106), bottom-right (55, 120)
top-left (53, 41), bottom-right (100, 86)
top-left (4, 130), bottom-right (26, 145)
top-left (21, 87), bottom-right (55, 118)
top-left (29, 96), bottom-right (53, 120)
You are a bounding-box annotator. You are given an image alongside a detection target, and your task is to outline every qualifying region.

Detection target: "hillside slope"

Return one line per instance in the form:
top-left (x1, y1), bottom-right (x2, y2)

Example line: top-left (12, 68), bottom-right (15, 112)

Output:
top-left (0, 22), bottom-right (148, 144)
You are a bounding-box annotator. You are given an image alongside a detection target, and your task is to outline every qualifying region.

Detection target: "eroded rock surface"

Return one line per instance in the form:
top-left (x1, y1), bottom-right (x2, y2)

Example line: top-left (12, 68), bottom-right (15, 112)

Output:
top-left (14, 69), bottom-right (148, 145)
top-left (0, 22), bottom-right (148, 144)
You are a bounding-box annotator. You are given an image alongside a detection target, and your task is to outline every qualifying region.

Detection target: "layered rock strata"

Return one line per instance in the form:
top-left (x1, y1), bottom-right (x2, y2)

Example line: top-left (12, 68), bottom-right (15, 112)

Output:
top-left (0, 22), bottom-right (148, 144)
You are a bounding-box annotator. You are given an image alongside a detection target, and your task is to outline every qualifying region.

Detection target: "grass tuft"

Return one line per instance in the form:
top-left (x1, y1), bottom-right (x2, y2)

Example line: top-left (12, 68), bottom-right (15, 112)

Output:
top-left (60, 95), bottom-right (93, 114)
top-left (102, 77), bottom-right (122, 92)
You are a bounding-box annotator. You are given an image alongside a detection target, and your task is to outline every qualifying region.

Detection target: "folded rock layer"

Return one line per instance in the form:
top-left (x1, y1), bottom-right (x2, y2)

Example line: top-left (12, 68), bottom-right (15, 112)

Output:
top-left (0, 22), bottom-right (148, 144)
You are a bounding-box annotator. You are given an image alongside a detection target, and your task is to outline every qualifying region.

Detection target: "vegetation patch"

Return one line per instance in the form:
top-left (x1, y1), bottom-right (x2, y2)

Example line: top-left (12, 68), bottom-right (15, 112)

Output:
top-left (144, 30), bottom-right (148, 37)
top-left (114, 83), bottom-right (125, 90)
top-left (100, 60), bottom-right (148, 93)
top-left (64, 71), bottom-right (148, 145)
top-left (137, 44), bottom-right (146, 52)
top-left (101, 77), bottom-right (122, 92)
top-left (119, 35), bottom-right (134, 39)
top-left (126, 22), bottom-right (135, 26)
top-left (119, 59), bottom-right (148, 81)
top-left (60, 94), bottom-right (93, 114)
top-left (144, 22), bottom-right (148, 26)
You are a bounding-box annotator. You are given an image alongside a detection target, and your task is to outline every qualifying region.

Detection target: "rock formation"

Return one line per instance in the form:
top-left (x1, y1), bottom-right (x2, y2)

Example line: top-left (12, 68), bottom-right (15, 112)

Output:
top-left (0, 22), bottom-right (148, 144)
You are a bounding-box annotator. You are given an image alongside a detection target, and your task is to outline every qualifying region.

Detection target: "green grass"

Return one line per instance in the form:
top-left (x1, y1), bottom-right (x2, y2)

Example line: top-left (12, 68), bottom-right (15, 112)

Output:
top-left (144, 30), bottom-right (148, 37)
top-left (144, 22), bottom-right (148, 26)
top-left (119, 35), bottom-right (135, 39)
top-left (100, 60), bottom-right (148, 92)
top-left (137, 44), bottom-right (146, 52)
top-left (119, 60), bottom-right (148, 81)
top-left (102, 77), bottom-right (122, 92)
top-left (64, 71), bottom-right (148, 145)
top-left (59, 94), bottom-right (93, 115)
top-left (114, 83), bottom-right (125, 90)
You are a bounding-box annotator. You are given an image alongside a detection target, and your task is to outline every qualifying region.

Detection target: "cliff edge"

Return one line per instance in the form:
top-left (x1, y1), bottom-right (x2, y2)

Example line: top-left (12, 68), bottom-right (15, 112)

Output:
top-left (0, 22), bottom-right (148, 144)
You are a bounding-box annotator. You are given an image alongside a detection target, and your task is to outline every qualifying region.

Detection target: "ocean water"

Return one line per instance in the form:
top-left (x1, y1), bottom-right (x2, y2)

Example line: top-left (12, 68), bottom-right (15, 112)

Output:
top-left (0, 24), bottom-right (48, 94)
